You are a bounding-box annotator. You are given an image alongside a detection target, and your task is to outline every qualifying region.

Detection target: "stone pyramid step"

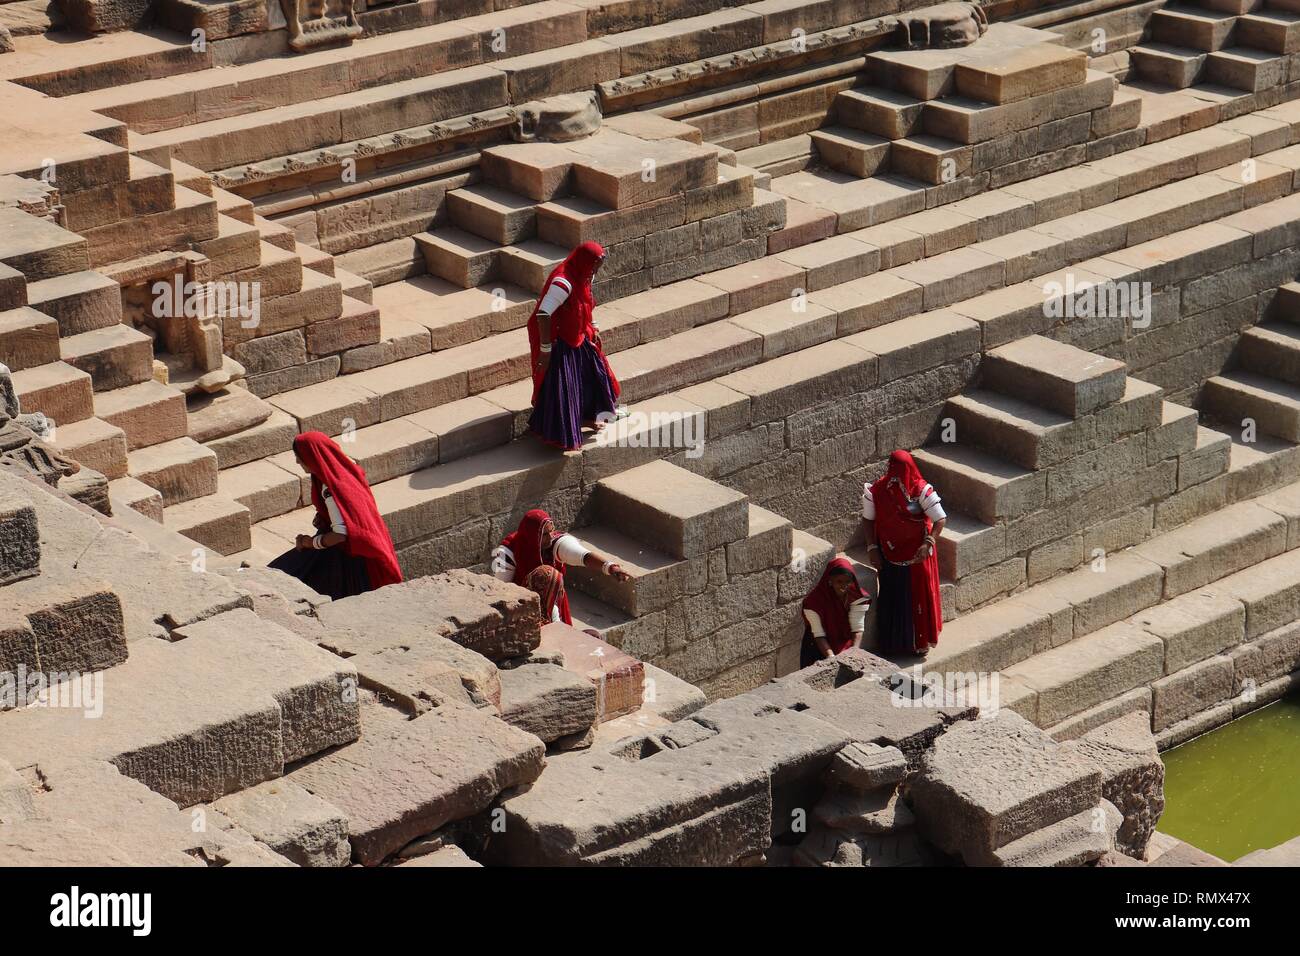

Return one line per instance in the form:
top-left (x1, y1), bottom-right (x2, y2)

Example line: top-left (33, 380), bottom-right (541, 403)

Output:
top-left (108, 473), bottom-right (165, 522)
top-left (253, 214), bottom-right (297, 253)
top-left (193, 214), bottom-right (264, 275)
top-left (217, 456), bottom-right (304, 524)
top-left (889, 134), bottom-right (973, 186)
top-left (0, 306), bottom-right (60, 371)
top-left (809, 126), bottom-right (890, 178)
top-left (94, 378), bottom-right (189, 450)
top-left (1204, 46), bottom-right (1288, 91)
top-left (955, 43), bottom-right (1088, 106)
top-left (50, 415), bottom-right (129, 480)
top-left (1135, 499), bottom-right (1287, 599)
top-left (563, 524), bottom-right (692, 618)
top-left (912, 443), bottom-right (1045, 526)
top-left (0, 26), bottom-right (211, 97)
top-left (0, 263), bottom-right (25, 312)
top-left (0, 207), bottom-right (90, 282)
top-left (920, 70), bottom-right (1115, 145)
top-left (833, 87), bottom-right (923, 141)
top-left (944, 390), bottom-right (1084, 471)
top-left (1235, 321), bottom-right (1300, 384)
top-left (1202, 369), bottom-right (1300, 441)
top-left (415, 228), bottom-right (499, 289)
top-left (1235, 9), bottom-right (1300, 52)
top-left (162, 493), bottom-right (253, 556)
top-left (58, 323), bottom-right (154, 392)
top-left (11, 360), bottom-right (95, 424)
top-left (983, 335), bottom-right (1128, 418)
top-left (446, 183), bottom-right (538, 246)
top-left (128, 435), bottom-right (219, 505)
top-left (1130, 44), bottom-right (1209, 88)
top-left (82, 183), bottom-right (220, 269)
top-left (59, 155), bottom-right (177, 235)
top-left (1149, 7), bottom-right (1238, 51)
top-left (498, 238), bottom-right (568, 294)
top-left (186, 386), bottom-right (274, 444)
top-left (24, 269), bottom-right (123, 336)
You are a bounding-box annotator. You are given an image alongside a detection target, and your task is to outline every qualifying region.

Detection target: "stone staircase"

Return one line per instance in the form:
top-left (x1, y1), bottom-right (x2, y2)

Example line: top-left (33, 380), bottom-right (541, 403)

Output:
top-left (1133, 0), bottom-right (1300, 90)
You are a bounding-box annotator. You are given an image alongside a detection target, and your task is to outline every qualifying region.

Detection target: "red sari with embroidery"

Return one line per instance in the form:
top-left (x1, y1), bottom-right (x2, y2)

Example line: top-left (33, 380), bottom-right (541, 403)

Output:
top-left (870, 450), bottom-right (942, 653)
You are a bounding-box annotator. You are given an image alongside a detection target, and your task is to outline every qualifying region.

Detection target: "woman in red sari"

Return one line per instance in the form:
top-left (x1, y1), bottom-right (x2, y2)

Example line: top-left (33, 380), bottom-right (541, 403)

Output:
top-left (527, 241), bottom-right (621, 450)
top-left (491, 509), bottom-right (630, 625)
top-left (268, 431), bottom-right (403, 599)
top-left (800, 557), bottom-right (873, 667)
top-left (862, 449), bottom-right (945, 657)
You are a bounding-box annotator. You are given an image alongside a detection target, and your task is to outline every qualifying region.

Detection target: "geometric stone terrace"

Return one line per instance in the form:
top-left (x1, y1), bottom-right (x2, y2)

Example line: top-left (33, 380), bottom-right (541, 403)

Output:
top-left (2, 0), bottom-right (1300, 865)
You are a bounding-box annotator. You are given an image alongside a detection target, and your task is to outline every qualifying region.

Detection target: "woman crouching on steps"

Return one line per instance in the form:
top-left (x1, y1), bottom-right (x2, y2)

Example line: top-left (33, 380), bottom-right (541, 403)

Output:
top-left (862, 449), bottom-right (945, 658)
top-left (491, 509), bottom-right (631, 625)
top-left (527, 241), bottom-right (622, 451)
top-left (799, 557), bottom-right (873, 667)
top-left (268, 431), bottom-right (403, 600)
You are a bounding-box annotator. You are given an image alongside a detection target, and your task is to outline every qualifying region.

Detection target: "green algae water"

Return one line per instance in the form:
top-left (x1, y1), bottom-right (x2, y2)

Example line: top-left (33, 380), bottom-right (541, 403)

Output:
top-left (1159, 694), bottom-right (1300, 863)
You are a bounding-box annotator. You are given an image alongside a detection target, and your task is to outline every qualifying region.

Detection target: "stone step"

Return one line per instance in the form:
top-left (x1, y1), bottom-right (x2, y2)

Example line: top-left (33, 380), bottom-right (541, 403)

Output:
top-left (1235, 10), bottom-right (1300, 53)
top-left (983, 335), bottom-right (1128, 418)
top-left (193, 214), bottom-right (263, 276)
top-left (59, 155), bottom-right (177, 235)
top-left (809, 126), bottom-right (890, 178)
top-left (1236, 321), bottom-right (1300, 384)
top-left (81, 183), bottom-right (220, 269)
top-left (955, 43), bottom-right (1088, 106)
top-left (10, 360), bottom-right (95, 424)
top-left (446, 183), bottom-right (539, 246)
top-left (24, 269), bottom-right (123, 337)
top-left (58, 323), bottom-right (154, 392)
top-left (1134, 499), bottom-right (1286, 599)
top-left (0, 263), bottom-right (25, 312)
top-left (0, 25), bottom-right (212, 97)
top-left (162, 492), bottom-right (253, 556)
top-left (593, 458), bottom-right (748, 560)
top-left (186, 386), bottom-right (274, 444)
top-left (944, 389), bottom-right (1082, 471)
top-left (1004, 622), bottom-right (1167, 727)
top-left (415, 228), bottom-right (499, 289)
top-left (128, 435), bottom-right (219, 506)
top-left (913, 443), bottom-right (1045, 526)
top-left (205, 408), bottom-right (299, 470)
top-left (833, 87), bottom-right (924, 141)
top-left (1148, 7), bottom-right (1238, 52)
top-left (0, 306), bottom-right (60, 371)
top-left (216, 458), bottom-right (304, 523)
top-left (1202, 369), bottom-right (1300, 442)
top-left (254, 214), bottom-right (297, 253)
top-left (93, 378), bottom-right (189, 450)
top-left (108, 473), bottom-right (164, 522)
top-left (1203, 46), bottom-right (1289, 92)
top-left (49, 415), bottom-right (129, 480)
top-left (563, 524), bottom-right (693, 618)
top-left (0, 206), bottom-right (90, 282)
top-left (1129, 44), bottom-right (1207, 88)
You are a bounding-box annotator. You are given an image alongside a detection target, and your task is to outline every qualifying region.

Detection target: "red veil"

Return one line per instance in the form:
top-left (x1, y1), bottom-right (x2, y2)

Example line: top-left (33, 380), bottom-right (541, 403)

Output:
top-left (802, 556), bottom-right (869, 654)
top-left (293, 431), bottom-right (403, 590)
top-left (501, 509), bottom-right (572, 625)
top-left (870, 449), bottom-right (943, 652)
top-left (526, 241), bottom-right (622, 404)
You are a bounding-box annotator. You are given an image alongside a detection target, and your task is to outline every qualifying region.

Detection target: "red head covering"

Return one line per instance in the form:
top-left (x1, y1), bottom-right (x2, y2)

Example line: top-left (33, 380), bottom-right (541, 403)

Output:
top-left (501, 509), bottom-right (572, 624)
top-left (293, 431), bottom-right (403, 590)
top-left (802, 557), bottom-right (868, 654)
top-left (526, 241), bottom-right (621, 404)
top-left (869, 449), bottom-right (943, 653)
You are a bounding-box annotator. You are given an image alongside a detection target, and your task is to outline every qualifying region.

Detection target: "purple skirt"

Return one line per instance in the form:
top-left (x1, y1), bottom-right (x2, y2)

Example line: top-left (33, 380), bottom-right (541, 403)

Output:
top-left (529, 338), bottom-right (618, 450)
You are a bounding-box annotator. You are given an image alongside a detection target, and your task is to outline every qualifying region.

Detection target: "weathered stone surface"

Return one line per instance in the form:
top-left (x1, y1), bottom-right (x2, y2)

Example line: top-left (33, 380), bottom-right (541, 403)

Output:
top-left (825, 742), bottom-right (908, 793)
top-left (212, 779), bottom-right (350, 868)
top-left (499, 662), bottom-right (598, 743)
top-left (991, 799), bottom-right (1120, 867)
top-left (0, 498), bottom-right (39, 586)
top-left (290, 701), bottom-right (545, 867)
top-left (538, 623), bottom-right (645, 722)
top-left (794, 825), bottom-right (929, 867)
top-left (910, 712), bottom-right (1103, 863)
top-left (813, 787), bottom-right (915, 835)
top-left (595, 459), bottom-right (748, 559)
top-left (1063, 711), bottom-right (1164, 858)
top-left (317, 569), bottom-right (542, 662)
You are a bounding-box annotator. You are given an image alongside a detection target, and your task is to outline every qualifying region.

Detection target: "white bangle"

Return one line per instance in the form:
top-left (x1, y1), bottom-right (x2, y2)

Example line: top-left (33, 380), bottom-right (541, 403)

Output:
top-left (313, 534), bottom-right (324, 550)
top-left (539, 342), bottom-right (552, 353)
top-left (602, 560), bottom-right (615, 575)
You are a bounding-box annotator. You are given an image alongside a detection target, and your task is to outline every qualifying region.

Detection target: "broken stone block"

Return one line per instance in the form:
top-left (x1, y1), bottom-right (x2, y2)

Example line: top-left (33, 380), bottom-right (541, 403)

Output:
top-left (825, 742), bottom-right (908, 793)
top-left (345, 638), bottom-right (501, 715)
top-left (0, 498), bottom-right (39, 585)
top-left (813, 787), bottom-right (915, 835)
top-left (317, 569), bottom-right (541, 662)
top-left (212, 779), bottom-right (351, 868)
top-left (991, 799), bottom-right (1121, 867)
top-left (0, 574), bottom-right (127, 678)
top-left (909, 711), bottom-right (1103, 864)
top-left (290, 702), bottom-right (545, 866)
top-left (397, 844), bottom-right (482, 867)
top-left (499, 662), bottom-right (598, 743)
top-left (1062, 710), bottom-right (1164, 859)
top-left (794, 825), bottom-right (929, 867)
top-left (538, 622), bottom-right (644, 721)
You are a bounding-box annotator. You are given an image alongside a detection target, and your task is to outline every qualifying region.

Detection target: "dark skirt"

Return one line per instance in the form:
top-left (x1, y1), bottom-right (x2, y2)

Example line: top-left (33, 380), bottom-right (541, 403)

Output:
top-left (529, 338), bottom-right (618, 451)
top-left (268, 544), bottom-right (371, 601)
top-left (877, 559), bottom-right (917, 657)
